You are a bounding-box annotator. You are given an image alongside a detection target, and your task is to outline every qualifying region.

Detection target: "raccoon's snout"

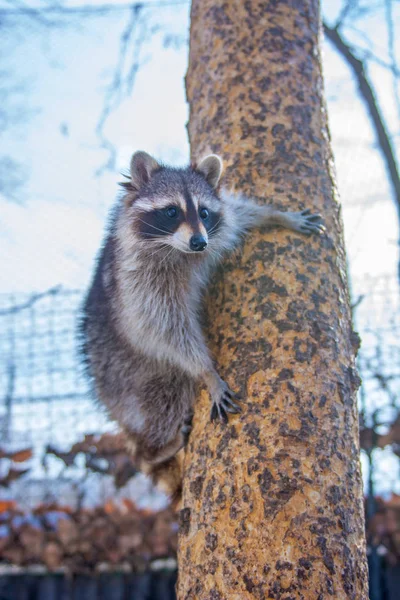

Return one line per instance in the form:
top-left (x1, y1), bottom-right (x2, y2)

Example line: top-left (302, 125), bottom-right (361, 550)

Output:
top-left (190, 234), bottom-right (207, 252)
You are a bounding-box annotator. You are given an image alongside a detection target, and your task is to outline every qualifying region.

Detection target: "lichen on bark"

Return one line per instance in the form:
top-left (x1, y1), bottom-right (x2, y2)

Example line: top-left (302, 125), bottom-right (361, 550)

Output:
top-left (177, 1), bottom-right (369, 598)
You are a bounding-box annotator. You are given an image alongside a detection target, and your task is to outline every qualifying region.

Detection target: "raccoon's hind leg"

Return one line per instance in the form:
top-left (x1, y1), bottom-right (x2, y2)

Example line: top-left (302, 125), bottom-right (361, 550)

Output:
top-left (125, 426), bottom-right (188, 466)
top-left (143, 426), bottom-right (189, 465)
top-left (124, 427), bottom-right (189, 504)
top-left (151, 454), bottom-right (184, 508)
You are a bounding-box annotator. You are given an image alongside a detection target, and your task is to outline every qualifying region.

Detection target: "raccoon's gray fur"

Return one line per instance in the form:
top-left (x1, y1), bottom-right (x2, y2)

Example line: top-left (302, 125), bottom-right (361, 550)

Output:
top-left (80, 152), bottom-right (324, 500)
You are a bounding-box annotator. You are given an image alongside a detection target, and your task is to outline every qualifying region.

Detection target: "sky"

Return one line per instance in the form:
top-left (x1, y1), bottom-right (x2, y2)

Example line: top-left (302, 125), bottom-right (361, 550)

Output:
top-left (0, 0), bottom-right (190, 291)
top-left (0, 0), bottom-right (399, 293)
top-left (0, 0), bottom-right (400, 499)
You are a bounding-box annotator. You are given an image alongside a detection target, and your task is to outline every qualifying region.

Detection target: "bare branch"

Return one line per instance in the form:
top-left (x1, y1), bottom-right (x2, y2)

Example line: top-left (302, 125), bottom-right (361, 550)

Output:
top-left (324, 22), bottom-right (400, 271)
top-left (384, 0), bottom-right (400, 124)
top-left (0, 1), bottom-right (189, 19)
top-left (351, 294), bottom-right (365, 311)
top-left (335, 0), bottom-right (360, 29)
top-left (359, 49), bottom-right (400, 77)
top-left (2, 0), bottom-right (56, 26)
top-left (95, 4), bottom-right (147, 174)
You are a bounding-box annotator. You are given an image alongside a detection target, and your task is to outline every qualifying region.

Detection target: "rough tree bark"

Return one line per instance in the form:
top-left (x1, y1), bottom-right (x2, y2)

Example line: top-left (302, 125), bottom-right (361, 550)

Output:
top-left (177, 1), bottom-right (369, 599)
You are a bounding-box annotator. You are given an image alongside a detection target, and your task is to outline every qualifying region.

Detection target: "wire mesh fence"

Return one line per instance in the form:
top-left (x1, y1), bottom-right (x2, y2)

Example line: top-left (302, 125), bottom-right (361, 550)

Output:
top-left (0, 287), bottom-right (165, 510)
top-left (0, 287), bottom-right (112, 469)
top-left (352, 275), bottom-right (400, 497)
top-left (0, 276), bottom-right (399, 501)
top-left (354, 274), bottom-right (400, 419)
top-left (0, 276), bottom-right (399, 495)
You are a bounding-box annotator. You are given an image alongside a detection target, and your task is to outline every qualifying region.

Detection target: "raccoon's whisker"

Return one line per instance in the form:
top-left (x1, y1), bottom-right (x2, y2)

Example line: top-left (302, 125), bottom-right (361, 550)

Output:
top-left (180, 250), bottom-right (201, 255)
top-left (138, 240), bottom-right (172, 258)
top-left (158, 246), bottom-right (176, 267)
top-left (208, 218), bottom-right (222, 235)
top-left (139, 237), bottom-right (170, 243)
top-left (206, 247), bottom-right (222, 262)
top-left (136, 217), bottom-right (170, 236)
top-left (143, 243), bottom-right (169, 258)
top-left (139, 235), bottom-right (167, 240)
top-left (135, 242), bottom-right (170, 260)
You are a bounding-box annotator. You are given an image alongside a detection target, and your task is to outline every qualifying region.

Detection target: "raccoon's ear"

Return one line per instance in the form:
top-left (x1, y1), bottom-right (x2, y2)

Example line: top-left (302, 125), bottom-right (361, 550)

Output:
top-left (197, 154), bottom-right (223, 188)
top-left (129, 151), bottom-right (160, 191)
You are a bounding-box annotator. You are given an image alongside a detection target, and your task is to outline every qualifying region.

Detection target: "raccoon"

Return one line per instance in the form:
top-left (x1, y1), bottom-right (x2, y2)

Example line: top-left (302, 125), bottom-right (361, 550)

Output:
top-left (80, 151), bottom-right (325, 500)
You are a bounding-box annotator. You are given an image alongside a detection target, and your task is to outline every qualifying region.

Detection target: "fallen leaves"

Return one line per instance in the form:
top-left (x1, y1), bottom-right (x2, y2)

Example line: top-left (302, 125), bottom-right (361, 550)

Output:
top-left (0, 449), bottom-right (32, 463)
top-left (367, 494), bottom-right (400, 565)
top-left (0, 447), bottom-right (32, 488)
top-left (360, 414), bottom-right (400, 452)
top-left (0, 500), bottom-right (177, 573)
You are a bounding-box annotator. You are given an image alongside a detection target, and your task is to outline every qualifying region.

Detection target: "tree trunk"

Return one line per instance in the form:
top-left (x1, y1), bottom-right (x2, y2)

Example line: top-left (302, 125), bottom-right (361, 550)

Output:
top-left (177, 1), bottom-right (369, 599)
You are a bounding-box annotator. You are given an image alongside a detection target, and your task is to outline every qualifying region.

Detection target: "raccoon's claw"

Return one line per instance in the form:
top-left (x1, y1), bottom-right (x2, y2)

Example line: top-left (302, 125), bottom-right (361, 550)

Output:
top-left (222, 393), bottom-right (242, 413)
top-left (299, 209), bottom-right (326, 235)
top-left (210, 389), bottom-right (242, 424)
top-left (210, 401), bottom-right (228, 424)
top-left (287, 209), bottom-right (325, 236)
top-left (210, 403), bottom-right (219, 422)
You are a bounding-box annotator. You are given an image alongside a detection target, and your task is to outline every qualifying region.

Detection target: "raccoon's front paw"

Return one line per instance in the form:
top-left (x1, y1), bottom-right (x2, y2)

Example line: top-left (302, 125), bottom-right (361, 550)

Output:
top-left (289, 209), bottom-right (326, 235)
top-left (210, 382), bottom-right (242, 424)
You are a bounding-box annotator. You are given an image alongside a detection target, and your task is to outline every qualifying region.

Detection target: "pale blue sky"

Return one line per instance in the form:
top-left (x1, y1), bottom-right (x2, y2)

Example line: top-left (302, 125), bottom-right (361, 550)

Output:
top-left (0, 0), bottom-right (399, 293)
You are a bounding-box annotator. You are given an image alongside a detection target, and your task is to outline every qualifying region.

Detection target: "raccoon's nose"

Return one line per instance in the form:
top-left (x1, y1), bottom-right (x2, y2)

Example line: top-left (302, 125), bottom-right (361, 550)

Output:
top-left (190, 234), bottom-right (207, 252)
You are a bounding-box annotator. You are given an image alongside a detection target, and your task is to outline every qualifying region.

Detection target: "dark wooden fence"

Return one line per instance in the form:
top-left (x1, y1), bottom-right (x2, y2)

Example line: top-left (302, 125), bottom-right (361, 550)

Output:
top-left (0, 570), bottom-right (177, 600)
top-left (1, 559), bottom-right (400, 600)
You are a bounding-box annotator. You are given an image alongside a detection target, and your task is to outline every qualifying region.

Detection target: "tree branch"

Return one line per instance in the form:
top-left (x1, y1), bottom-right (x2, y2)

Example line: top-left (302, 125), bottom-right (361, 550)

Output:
top-left (335, 0), bottom-right (359, 29)
top-left (2, 0), bottom-right (56, 26)
top-left (95, 4), bottom-right (148, 174)
top-left (323, 23), bottom-right (400, 231)
top-left (0, 1), bottom-right (188, 19)
top-left (384, 0), bottom-right (400, 124)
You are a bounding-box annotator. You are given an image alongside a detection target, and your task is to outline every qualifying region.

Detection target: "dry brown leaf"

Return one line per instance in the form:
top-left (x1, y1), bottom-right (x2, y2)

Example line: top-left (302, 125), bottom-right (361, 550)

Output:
top-left (19, 525), bottom-right (45, 560)
top-left (2, 544), bottom-right (24, 565)
top-left (118, 532), bottom-right (143, 554)
top-left (43, 541), bottom-right (63, 570)
top-left (0, 467), bottom-right (29, 487)
top-left (10, 448), bottom-right (33, 463)
top-left (57, 517), bottom-right (79, 547)
top-left (0, 500), bottom-right (16, 513)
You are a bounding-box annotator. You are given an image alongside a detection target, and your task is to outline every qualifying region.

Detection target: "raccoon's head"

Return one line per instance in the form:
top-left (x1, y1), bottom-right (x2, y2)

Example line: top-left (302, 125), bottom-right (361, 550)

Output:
top-left (121, 151), bottom-right (223, 254)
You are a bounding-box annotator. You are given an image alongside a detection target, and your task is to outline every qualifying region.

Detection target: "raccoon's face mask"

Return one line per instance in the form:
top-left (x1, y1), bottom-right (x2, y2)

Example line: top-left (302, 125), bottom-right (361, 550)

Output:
top-left (123, 151), bottom-right (224, 255)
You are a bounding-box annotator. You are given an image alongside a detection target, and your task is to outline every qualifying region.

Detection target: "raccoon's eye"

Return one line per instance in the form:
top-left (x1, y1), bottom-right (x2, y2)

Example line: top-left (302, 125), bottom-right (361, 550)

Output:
top-left (199, 207), bottom-right (209, 220)
top-left (165, 206), bottom-right (179, 218)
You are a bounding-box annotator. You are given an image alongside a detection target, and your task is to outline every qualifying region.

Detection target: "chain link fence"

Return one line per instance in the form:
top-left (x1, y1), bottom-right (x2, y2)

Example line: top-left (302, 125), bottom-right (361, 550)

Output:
top-left (0, 287), bottom-right (164, 509)
top-left (1, 278), bottom-right (399, 496)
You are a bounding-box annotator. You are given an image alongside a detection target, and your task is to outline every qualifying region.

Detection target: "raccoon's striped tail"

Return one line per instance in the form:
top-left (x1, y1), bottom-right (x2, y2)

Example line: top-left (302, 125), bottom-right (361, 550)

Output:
top-left (124, 433), bottom-right (184, 509)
